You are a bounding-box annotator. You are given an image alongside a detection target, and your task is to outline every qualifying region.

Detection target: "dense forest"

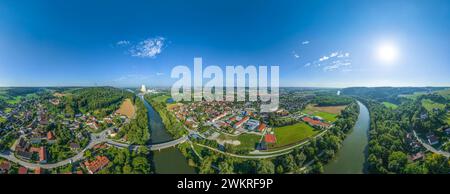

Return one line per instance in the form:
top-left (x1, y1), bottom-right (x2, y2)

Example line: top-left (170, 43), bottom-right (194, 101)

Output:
top-left (61, 87), bottom-right (134, 118)
top-left (342, 87), bottom-right (448, 104)
top-left (312, 95), bottom-right (354, 106)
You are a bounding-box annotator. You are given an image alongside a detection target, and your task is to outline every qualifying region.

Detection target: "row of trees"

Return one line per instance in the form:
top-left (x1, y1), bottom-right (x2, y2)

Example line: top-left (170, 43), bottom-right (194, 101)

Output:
top-left (118, 98), bottom-right (150, 145)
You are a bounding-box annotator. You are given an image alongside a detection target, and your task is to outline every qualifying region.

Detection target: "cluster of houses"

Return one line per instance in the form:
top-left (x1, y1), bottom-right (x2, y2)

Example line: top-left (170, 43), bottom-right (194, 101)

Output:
top-left (15, 137), bottom-right (48, 163)
top-left (405, 133), bottom-right (425, 161)
top-left (169, 101), bottom-right (262, 132)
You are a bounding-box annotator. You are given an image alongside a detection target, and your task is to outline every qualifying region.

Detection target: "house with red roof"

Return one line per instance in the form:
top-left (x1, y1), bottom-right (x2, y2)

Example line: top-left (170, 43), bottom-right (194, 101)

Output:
top-left (233, 116), bottom-right (249, 129)
top-left (257, 123), bottom-right (266, 132)
top-left (18, 167), bottom-right (28, 174)
top-left (302, 117), bottom-right (331, 129)
top-left (29, 146), bottom-right (47, 163)
top-left (84, 156), bottom-right (110, 174)
top-left (47, 131), bottom-right (55, 140)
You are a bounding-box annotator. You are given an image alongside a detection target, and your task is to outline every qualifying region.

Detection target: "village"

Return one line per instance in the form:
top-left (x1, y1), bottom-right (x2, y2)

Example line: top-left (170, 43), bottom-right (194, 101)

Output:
top-left (0, 91), bottom-right (132, 174)
top-left (167, 98), bottom-right (334, 152)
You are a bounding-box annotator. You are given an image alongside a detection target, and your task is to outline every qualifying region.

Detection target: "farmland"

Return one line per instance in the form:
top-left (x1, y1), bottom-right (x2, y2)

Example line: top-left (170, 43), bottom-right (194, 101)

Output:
top-left (304, 104), bottom-right (346, 122)
top-left (115, 98), bottom-right (136, 118)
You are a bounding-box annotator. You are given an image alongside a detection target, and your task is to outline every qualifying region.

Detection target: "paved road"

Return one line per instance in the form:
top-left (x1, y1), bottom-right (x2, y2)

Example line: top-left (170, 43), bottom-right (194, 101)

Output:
top-left (413, 130), bottom-right (450, 158)
top-left (194, 143), bottom-right (292, 159)
top-left (0, 129), bottom-right (188, 170)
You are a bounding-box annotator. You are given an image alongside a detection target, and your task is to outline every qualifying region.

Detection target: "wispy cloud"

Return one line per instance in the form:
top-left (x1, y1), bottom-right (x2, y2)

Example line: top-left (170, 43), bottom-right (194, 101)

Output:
top-left (129, 37), bottom-right (166, 58)
top-left (302, 41), bottom-right (310, 45)
top-left (304, 51), bottom-right (352, 72)
top-left (156, 72), bottom-right (164, 76)
top-left (323, 60), bottom-right (352, 72)
top-left (292, 51), bottom-right (300, 59)
top-left (116, 40), bottom-right (130, 46)
top-left (115, 37), bottom-right (166, 59)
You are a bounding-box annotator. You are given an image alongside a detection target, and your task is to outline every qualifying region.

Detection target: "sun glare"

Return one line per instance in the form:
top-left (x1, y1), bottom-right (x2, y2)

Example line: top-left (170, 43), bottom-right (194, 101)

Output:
top-left (376, 42), bottom-right (399, 64)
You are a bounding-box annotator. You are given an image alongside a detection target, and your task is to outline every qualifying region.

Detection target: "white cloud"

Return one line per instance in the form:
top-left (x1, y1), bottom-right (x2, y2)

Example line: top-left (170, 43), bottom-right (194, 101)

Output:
top-left (129, 37), bottom-right (166, 58)
top-left (319, 55), bottom-right (329, 62)
top-left (304, 63), bottom-right (311, 67)
top-left (302, 41), bottom-right (310, 45)
top-left (116, 40), bottom-right (130, 46)
top-left (156, 72), bottom-right (164, 76)
top-left (330, 52), bottom-right (339, 58)
top-left (294, 54), bottom-right (300, 59)
top-left (323, 60), bottom-right (352, 72)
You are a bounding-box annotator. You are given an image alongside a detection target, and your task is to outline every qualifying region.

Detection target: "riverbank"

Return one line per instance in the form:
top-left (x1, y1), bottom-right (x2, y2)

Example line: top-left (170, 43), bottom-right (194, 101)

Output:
top-left (324, 101), bottom-right (370, 174)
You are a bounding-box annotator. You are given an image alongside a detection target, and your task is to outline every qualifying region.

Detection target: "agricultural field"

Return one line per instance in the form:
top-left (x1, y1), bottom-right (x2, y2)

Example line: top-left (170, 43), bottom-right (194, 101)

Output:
top-left (436, 89), bottom-right (450, 99)
top-left (382, 102), bottom-right (398, 109)
top-left (304, 104), bottom-right (345, 122)
top-left (398, 91), bottom-right (428, 100)
top-left (270, 122), bottom-right (320, 149)
top-left (115, 98), bottom-right (136, 118)
top-left (421, 99), bottom-right (446, 112)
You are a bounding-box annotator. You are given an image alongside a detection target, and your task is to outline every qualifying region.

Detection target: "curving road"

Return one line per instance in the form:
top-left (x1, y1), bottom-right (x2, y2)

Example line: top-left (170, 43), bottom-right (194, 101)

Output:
top-left (0, 129), bottom-right (188, 170)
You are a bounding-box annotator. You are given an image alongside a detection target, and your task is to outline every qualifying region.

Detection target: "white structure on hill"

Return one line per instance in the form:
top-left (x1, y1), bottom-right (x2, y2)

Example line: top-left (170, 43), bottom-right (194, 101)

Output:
top-left (140, 84), bottom-right (147, 93)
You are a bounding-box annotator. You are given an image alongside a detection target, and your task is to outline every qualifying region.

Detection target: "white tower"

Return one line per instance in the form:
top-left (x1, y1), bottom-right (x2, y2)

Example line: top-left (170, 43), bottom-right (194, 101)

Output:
top-left (140, 84), bottom-right (147, 93)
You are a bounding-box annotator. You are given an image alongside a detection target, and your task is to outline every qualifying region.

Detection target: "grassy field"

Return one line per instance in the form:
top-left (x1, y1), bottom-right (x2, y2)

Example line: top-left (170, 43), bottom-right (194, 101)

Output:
top-left (270, 122), bottom-right (320, 149)
top-left (218, 133), bottom-right (261, 151)
top-left (436, 89), bottom-right (450, 99)
top-left (303, 104), bottom-right (345, 122)
top-left (152, 95), bottom-right (171, 103)
top-left (115, 98), bottom-right (135, 118)
top-left (398, 92), bottom-right (428, 100)
top-left (382, 102), bottom-right (398, 109)
top-left (422, 99), bottom-right (445, 112)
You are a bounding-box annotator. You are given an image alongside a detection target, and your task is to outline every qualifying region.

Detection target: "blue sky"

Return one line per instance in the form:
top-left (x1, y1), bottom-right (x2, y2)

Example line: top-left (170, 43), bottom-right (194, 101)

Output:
top-left (0, 0), bottom-right (449, 87)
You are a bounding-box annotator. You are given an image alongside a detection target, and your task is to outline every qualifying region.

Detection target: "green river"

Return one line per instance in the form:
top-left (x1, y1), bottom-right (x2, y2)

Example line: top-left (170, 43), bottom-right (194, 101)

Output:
top-left (142, 97), bottom-right (195, 174)
top-left (324, 101), bottom-right (370, 174)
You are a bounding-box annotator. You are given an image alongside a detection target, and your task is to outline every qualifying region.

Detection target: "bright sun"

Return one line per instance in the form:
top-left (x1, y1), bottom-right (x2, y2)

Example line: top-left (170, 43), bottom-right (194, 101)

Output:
top-left (376, 42), bottom-right (399, 64)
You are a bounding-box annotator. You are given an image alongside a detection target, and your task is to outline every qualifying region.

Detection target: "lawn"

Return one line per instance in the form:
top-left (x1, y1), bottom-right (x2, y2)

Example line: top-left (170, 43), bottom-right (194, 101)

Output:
top-left (382, 102), bottom-right (398, 109)
top-left (270, 122), bottom-right (320, 149)
top-left (422, 99), bottom-right (445, 112)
